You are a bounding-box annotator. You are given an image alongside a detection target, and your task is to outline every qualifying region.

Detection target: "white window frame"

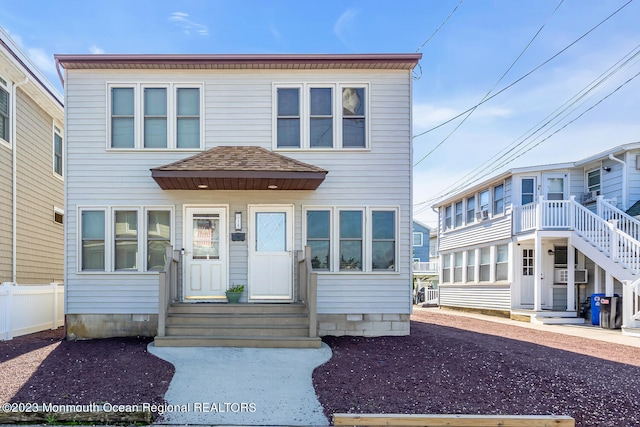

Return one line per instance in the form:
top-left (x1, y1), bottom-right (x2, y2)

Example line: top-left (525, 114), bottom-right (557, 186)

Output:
top-left (493, 183), bottom-right (505, 216)
top-left (54, 206), bottom-right (64, 225)
top-left (586, 168), bottom-right (601, 193)
top-left (273, 82), bottom-right (370, 151)
top-left (113, 208), bottom-right (141, 271)
top-left (107, 83), bottom-right (203, 151)
top-left (303, 206), bottom-right (399, 273)
top-left (413, 232), bottom-right (423, 247)
top-left (78, 206), bottom-right (174, 273)
top-left (0, 74), bottom-right (11, 147)
top-left (53, 123), bottom-right (63, 178)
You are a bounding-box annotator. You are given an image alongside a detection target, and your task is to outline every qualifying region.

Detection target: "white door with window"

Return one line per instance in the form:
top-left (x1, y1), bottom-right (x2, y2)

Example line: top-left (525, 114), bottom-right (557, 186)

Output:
top-left (520, 245), bottom-right (535, 306)
top-left (248, 205), bottom-right (294, 301)
top-left (184, 207), bottom-right (227, 300)
top-left (542, 173), bottom-right (567, 200)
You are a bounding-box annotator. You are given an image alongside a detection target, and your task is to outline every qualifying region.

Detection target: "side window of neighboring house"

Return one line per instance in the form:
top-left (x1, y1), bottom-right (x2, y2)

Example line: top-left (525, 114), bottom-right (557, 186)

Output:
top-left (493, 184), bottom-right (504, 215)
top-left (53, 125), bottom-right (63, 176)
top-left (466, 250), bottom-right (475, 282)
top-left (306, 210), bottom-right (331, 270)
top-left (496, 244), bottom-right (509, 281)
top-left (442, 254), bottom-right (451, 283)
top-left (275, 83), bottom-right (368, 150)
top-left (444, 205), bottom-right (452, 230)
top-left (479, 190), bottom-right (490, 214)
top-left (109, 84), bottom-right (201, 150)
top-left (466, 196), bottom-right (475, 224)
top-left (0, 76), bottom-right (10, 144)
top-left (453, 252), bottom-right (463, 282)
top-left (413, 232), bottom-right (423, 247)
top-left (587, 169), bottom-right (601, 193)
top-left (454, 201), bottom-right (463, 227)
top-left (479, 247), bottom-right (490, 281)
top-left (522, 178), bottom-right (535, 205)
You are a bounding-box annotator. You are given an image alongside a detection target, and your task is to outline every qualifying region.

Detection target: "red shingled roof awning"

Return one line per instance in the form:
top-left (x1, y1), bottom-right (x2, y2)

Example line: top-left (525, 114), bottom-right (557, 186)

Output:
top-left (150, 146), bottom-right (328, 191)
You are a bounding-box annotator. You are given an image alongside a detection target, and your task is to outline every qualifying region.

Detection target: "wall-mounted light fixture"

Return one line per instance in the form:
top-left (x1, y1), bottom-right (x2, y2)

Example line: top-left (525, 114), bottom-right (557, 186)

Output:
top-left (547, 249), bottom-right (555, 256)
top-left (235, 212), bottom-right (242, 231)
top-left (603, 166), bottom-right (612, 172)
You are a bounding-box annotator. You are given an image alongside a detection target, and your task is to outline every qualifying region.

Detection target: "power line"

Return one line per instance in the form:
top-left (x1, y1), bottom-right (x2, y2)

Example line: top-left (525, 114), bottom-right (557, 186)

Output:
top-left (415, 0), bottom-right (464, 53)
top-left (413, 0), bottom-right (564, 167)
top-left (411, 0), bottom-right (633, 144)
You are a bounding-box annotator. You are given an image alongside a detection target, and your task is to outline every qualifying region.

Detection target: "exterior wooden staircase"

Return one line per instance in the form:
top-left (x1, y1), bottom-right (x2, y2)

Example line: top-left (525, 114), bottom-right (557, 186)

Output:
top-left (153, 303), bottom-right (322, 348)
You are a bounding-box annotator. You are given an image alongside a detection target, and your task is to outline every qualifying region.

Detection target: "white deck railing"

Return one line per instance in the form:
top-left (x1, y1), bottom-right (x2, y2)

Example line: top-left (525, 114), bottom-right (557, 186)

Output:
top-left (413, 261), bottom-right (439, 274)
top-left (0, 282), bottom-right (64, 340)
top-left (597, 196), bottom-right (640, 241)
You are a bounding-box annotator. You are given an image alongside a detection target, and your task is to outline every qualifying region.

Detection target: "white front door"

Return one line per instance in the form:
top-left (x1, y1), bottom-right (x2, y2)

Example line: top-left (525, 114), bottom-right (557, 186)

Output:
top-left (184, 207), bottom-right (227, 300)
top-left (248, 205), bottom-right (294, 301)
top-left (520, 245), bottom-right (535, 306)
top-left (542, 173), bottom-right (567, 200)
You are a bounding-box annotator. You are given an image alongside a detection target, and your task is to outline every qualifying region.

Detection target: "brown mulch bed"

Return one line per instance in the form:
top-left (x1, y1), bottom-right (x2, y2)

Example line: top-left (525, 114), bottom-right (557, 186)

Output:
top-left (313, 309), bottom-right (640, 427)
top-left (3, 310), bottom-right (640, 427)
top-left (0, 328), bottom-right (174, 406)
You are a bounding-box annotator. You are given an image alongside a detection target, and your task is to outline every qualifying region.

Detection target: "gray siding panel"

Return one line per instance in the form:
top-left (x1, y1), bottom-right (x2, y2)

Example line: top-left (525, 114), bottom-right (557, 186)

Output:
top-left (65, 68), bottom-right (413, 315)
top-left (439, 213), bottom-right (513, 252)
top-left (439, 284), bottom-right (511, 311)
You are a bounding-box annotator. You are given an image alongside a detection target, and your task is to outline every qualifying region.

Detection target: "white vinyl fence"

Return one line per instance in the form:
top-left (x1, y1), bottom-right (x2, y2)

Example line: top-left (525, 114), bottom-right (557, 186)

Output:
top-left (0, 282), bottom-right (64, 340)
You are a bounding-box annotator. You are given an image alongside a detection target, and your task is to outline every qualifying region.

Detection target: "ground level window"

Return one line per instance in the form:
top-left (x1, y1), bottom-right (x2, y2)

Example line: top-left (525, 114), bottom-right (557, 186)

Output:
top-left (114, 210), bottom-right (138, 270)
top-left (339, 210), bottom-right (363, 270)
top-left (147, 210), bottom-right (171, 271)
top-left (479, 247), bottom-right (490, 282)
top-left (307, 210), bottom-right (330, 270)
top-left (466, 250), bottom-right (475, 282)
top-left (496, 244), bottom-right (508, 280)
top-left (372, 210), bottom-right (395, 270)
top-left (81, 210), bottom-right (105, 271)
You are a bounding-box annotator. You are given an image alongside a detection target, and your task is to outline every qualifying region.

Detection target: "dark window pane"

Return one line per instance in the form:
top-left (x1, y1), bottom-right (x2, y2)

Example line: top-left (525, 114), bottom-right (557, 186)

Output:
top-left (307, 211), bottom-right (329, 238)
top-left (309, 240), bottom-right (330, 270)
top-left (177, 88), bottom-right (199, 115)
top-left (343, 118), bottom-right (365, 147)
top-left (340, 211), bottom-right (362, 238)
top-left (311, 88), bottom-right (332, 115)
top-left (112, 88), bottom-right (134, 115)
top-left (277, 118), bottom-right (300, 147)
top-left (310, 118), bottom-right (333, 147)
top-left (373, 241), bottom-right (395, 270)
top-left (112, 118), bottom-right (134, 148)
top-left (177, 118), bottom-right (200, 148)
top-left (144, 88), bottom-right (167, 115)
top-left (372, 211), bottom-right (394, 239)
top-left (342, 88), bottom-right (364, 115)
top-left (278, 88), bottom-right (299, 116)
top-left (340, 241), bottom-right (362, 270)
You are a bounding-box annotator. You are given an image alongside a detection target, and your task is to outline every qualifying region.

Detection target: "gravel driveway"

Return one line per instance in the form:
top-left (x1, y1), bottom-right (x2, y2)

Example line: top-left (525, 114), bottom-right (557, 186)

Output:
top-left (2, 309), bottom-right (639, 427)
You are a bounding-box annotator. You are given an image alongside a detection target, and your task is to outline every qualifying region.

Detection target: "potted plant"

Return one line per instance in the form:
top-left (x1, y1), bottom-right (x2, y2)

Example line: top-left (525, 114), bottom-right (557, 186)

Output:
top-left (225, 283), bottom-right (245, 304)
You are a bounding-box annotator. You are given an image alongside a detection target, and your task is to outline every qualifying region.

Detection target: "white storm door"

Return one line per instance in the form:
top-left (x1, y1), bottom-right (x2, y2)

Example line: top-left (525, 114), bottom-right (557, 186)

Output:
top-left (543, 173), bottom-right (567, 200)
top-left (542, 173), bottom-right (569, 228)
top-left (248, 205), bottom-right (294, 301)
top-left (184, 207), bottom-right (227, 300)
top-left (520, 245), bottom-right (535, 306)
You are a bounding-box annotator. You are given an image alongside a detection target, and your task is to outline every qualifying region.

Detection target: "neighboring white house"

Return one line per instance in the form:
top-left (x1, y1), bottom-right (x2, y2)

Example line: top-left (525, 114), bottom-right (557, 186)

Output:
top-left (434, 143), bottom-right (640, 337)
top-left (55, 53), bottom-right (421, 346)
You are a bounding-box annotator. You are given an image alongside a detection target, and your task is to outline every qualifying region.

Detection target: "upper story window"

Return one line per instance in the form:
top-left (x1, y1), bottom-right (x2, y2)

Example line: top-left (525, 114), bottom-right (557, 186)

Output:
top-left (0, 76), bottom-right (9, 144)
top-left (479, 190), bottom-right (490, 213)
top-left (522, 178), bottom-right (535, 205)
top-left (493, 184), bottom-right (504, 215)
top-left (454, 201), bottom-right (463, 227)
top-left (275, 83), bottom-right (368, 150)
top-left (444, 205), bottom-right (452, 230)
top-left (587, 169), bottom-right (601, 193)
top-left (413, 232), bottom-right (423, 247)
top-left (108, 84), bottom-right (202, 150)
top-left (466, 196), bottom-right (475, 224)
top-left (53, 125), bottom-right (63, 176)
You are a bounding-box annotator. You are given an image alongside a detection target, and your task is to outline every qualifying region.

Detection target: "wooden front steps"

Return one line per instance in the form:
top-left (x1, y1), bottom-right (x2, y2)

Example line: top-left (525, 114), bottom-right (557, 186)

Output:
top-left (154, 303), bottom-right (321, 348)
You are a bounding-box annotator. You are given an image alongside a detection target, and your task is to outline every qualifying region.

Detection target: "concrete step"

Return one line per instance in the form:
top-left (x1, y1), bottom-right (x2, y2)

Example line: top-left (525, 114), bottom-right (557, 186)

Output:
top-left (166, 324), bottom-right (309, 337)
top-left (168, 303), bottom-right (307, 315)
top-left (154, 335), bottom-right (322, 348)
top-left (166, 313), bottom-right (309, 326)
top-left (532, 316), bottom-right (585, 325)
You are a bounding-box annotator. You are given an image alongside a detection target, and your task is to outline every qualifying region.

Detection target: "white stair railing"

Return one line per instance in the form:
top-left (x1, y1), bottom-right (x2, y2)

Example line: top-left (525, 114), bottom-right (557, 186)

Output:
top-left (597, 196), bottom-right (640, 240)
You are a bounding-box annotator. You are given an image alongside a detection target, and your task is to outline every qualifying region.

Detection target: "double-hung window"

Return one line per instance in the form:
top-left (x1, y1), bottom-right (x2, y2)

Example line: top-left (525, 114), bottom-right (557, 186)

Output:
top-left (53, 125), bottom-right (63, 177)
top-left (109, 84), bottom-right (201, 149)
top-left (587, 169), bottom-right (601, 193)
top-left (372, 210), bottom-right (395, 270)
top-left (275, 83), bottom-right (367, 150)
top-left (479, 190), bottom-right (490, 213)
top-left (522, 178), bottom-right (535, 205)
top-left (340, 210), bottom-right (363, 271)
top-left (81, 210), bottom-right (106, 271)
top-left (0, 76), bottom-right (9, 144)
top-left (466, 196), bottom-right (475, 224)
top-left (479, 247), bottom-right (490, 282)
top-left (496, 244), bottom-right (509, 281)
top-left (442, 254), bottom-right (451, 283)
top-left (493, 184), bottom-right (504, 215)
top-left (444, 205), bottom-right (452, 230)
top-left (466, 250), bottom-right (475, 282)
top-left (453, 252), bottom-right (463, 282)
top-left (147, 210), bottom-right (171, 271)
top-left (454, 201), bottom-right (463, 227)
top-left (413, 232), bottom-right (423, 247)
top-left (114, 210), bottom-right (138, 270)
top-left (306, 210), bottom-right (331, 270)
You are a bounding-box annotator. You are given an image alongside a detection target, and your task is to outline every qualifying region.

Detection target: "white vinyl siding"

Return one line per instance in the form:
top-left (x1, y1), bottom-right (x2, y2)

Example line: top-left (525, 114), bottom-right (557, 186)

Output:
top-left (64, 68), bottom-right (413, 315)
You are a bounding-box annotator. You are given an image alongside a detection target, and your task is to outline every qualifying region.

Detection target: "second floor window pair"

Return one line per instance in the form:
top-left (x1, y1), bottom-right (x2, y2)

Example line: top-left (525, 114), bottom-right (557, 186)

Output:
top-left (110, 85), bottom-right (201, 149)
top-left (277, 85), bottom-right (367, 149)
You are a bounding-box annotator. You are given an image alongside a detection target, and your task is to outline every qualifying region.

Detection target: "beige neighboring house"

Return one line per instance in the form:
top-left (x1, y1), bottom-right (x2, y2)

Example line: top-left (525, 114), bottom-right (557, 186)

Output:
top-left (0, 28), bottom-right (64, 284)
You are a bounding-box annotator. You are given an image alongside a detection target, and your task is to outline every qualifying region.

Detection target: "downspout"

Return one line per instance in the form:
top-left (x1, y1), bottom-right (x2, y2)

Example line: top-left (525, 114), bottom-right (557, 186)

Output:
top-left (609, 153), bottom-right (626, 209)
top-left (12, 77), bottom-right (29, 283)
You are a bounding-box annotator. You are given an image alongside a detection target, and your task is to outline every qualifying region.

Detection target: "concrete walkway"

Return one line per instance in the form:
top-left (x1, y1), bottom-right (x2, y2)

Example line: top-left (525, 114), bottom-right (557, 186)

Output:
top-left (147, 343), bottom-right (332, 426)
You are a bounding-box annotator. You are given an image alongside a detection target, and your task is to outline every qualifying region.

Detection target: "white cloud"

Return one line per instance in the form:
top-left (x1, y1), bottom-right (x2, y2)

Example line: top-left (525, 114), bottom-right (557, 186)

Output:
top-left (89, 45), bottom-right (105, 54)
top-left (170, 12), bottom-right (209, 36)
top-left (333, 9), bottom-right (358, 47)
top-left (26, 47), bottom-right (55, 75)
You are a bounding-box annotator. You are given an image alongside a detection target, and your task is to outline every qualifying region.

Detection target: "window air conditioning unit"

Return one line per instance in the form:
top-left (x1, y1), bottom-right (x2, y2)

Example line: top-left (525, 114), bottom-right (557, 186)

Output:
top-left (475, 209), bottom-right (489, 221)
top-left (581, 190), bottom-right (600, 204)
top-left (554, 269), bottom-right (588, 284)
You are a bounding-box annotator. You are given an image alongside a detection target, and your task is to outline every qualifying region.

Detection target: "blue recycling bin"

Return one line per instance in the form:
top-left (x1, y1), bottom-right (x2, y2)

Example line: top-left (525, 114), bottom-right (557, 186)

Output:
top-left (590, 293), bottom-right (606, 325)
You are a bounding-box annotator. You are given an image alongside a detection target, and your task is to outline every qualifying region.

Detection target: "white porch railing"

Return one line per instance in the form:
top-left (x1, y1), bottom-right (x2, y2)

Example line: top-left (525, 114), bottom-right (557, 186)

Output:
top-left (413, 261), bottom-right (439, 274)
top-left (157, 247), bottom-right (181, 338)
top-left (597, 196), bottom-right (640, 241)
top-left (0, 282), bottom-right (64, 340)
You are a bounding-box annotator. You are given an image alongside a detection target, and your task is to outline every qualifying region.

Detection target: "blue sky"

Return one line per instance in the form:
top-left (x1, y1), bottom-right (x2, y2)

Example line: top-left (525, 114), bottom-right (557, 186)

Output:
top-left (2, 0), bottom-right (639, 226)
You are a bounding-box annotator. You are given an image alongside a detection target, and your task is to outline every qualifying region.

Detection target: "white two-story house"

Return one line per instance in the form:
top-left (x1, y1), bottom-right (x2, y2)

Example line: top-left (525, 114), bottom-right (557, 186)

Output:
top-left (55, 53), bottom-right (421, 347)
top-left (434, 143), bottom-right (640, 337)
